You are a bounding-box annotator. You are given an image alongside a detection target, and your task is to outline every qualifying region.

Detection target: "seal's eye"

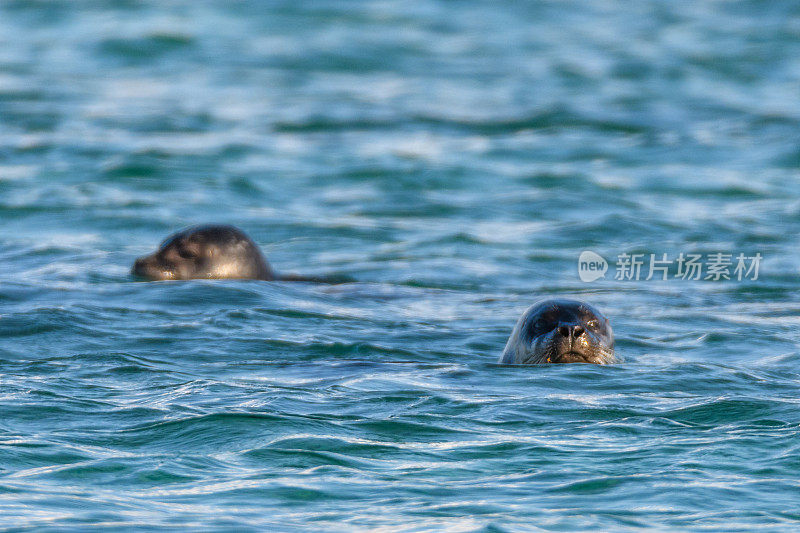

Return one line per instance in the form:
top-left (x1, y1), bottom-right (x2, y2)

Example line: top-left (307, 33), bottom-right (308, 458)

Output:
top-left (532, 319), bottom-right (553, 334)
top-left (177, 248), bottom-right (196, 259)
top-left (587, 319), bottom-right (599, 329)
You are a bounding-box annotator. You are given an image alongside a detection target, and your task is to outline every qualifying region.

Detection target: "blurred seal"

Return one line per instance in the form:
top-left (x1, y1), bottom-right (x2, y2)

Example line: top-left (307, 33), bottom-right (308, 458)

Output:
top-left (132, 225), bottom-right (278, 281)
top-left (499, 299), bottom-right (615, 364)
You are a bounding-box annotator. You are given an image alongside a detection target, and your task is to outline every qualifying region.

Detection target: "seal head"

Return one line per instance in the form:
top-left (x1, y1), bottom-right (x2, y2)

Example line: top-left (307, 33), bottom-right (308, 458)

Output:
top-left (499, 299), bottom-right (615, 364)
top-left (132, 225), bottom-right (274, 281)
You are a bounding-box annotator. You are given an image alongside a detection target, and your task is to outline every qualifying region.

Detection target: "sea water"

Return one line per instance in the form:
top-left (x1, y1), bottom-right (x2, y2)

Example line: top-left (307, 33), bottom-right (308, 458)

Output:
top-left (2, 1), bottom-right (800, 530)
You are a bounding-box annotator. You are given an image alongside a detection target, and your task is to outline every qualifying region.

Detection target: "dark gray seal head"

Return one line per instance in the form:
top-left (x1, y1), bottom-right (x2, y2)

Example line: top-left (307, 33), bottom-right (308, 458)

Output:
top-left (132, 225), bottom-right (275, 281)
top-left (499, 299), bottom-right (615, 364)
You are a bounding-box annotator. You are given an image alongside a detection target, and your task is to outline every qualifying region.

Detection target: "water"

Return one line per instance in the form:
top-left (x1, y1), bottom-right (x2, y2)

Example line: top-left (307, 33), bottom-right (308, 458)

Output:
top-left (2, 0), bottom-right (800, 530)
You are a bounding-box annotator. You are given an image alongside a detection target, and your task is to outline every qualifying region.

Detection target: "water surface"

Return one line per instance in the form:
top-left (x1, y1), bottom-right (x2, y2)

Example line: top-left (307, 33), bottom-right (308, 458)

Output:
top-left (2, 0), bottom-right (800, 530)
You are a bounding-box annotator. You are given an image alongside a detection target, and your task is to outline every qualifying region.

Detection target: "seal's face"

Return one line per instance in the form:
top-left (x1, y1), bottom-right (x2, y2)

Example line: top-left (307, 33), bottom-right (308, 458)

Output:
top-left (500, 299), bottom-right (615, 365)
top-left (132, 225), bottom-right (273, 281)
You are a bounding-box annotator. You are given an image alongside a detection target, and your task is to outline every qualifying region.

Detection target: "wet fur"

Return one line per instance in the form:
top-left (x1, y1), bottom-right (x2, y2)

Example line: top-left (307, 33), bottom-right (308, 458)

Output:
top-left (132, 225), bottom-right (274, 281)
top-left (499, 299), bottom-right (615, 365)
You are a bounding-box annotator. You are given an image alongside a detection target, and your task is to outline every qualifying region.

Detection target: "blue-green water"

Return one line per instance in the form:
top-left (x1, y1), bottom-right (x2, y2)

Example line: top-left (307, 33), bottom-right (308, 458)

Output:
top-left (2, 0), bottom-right (800, 530)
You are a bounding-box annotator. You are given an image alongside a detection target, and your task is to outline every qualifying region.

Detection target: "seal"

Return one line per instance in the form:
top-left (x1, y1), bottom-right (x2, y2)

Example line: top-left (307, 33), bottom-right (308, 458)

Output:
top-left (499, 299), bottom-right (615, 364)
top-left (131, 225), bottom-right (275, 281)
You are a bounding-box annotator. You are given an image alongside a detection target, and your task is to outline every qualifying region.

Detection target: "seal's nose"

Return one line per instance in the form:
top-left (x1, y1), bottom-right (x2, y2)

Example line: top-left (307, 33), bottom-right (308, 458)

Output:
top-left (131, 257), bottom-right (147, 276)
top-left (558, 324), bottom-right (584, 338)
